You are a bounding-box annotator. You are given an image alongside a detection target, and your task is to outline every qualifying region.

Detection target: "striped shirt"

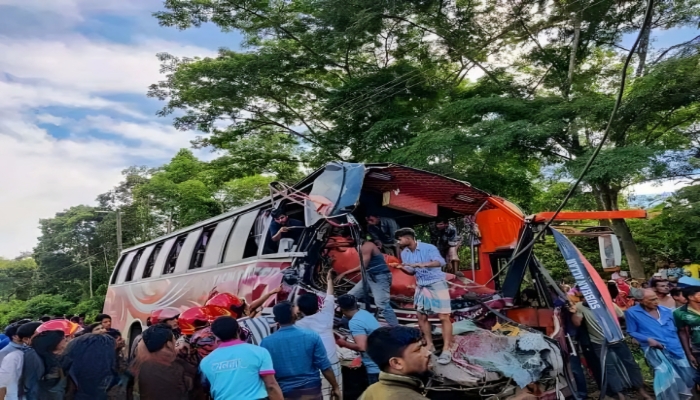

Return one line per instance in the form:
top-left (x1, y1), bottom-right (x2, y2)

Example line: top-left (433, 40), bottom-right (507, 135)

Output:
top-left (400, 242), bottom-right (446, 286)
top-left (239, 316), bottom-right (275, 345)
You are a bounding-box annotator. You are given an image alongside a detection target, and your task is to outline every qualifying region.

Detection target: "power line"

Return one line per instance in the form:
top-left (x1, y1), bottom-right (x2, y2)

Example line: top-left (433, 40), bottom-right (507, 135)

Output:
top-left (15, 248), bottom-right (113, 289)
top-left (487, 0), bottom-right (656, 281)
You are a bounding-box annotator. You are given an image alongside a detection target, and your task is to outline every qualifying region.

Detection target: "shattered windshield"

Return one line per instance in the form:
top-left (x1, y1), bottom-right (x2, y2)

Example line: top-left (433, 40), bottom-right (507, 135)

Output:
top-left (305, 162), bottom-right (365, 226)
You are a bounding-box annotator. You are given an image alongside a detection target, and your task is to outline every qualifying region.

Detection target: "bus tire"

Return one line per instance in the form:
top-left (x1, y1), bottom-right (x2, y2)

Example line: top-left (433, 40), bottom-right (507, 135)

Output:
top-left (128, 322), bottom-right (143, 358)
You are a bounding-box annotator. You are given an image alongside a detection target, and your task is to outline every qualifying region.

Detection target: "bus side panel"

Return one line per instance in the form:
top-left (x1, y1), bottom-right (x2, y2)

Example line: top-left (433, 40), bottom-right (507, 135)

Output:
top-left (475, 208), bottom-right (524, 288)
top-left (103, 260), bottom-right (290, 334)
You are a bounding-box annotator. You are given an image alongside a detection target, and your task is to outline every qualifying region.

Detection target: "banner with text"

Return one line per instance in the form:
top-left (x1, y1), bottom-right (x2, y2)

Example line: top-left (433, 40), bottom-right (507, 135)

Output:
top-left (551, 228), bottom-right (624, 343)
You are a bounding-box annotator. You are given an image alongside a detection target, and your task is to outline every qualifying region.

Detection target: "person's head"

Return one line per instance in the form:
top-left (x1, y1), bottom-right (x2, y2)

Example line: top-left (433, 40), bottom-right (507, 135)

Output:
top-left (17, 322), bottom-right (41, 345)
top-left (365, 215), bottom-right (380, 226)
top-left (395, 228), bottom-right (417, 248)
top-left (32, 330), bottom-right (68, 355)
top-left (337, 294), bottom-right (359, 318)
top-left (652, 279), bottom-right (670, 295)
top-left (520, 288), bottom-right (538, 303)
top-left (630, 280), bottom-right (640, 288)
top-left (296, 293), bottom-right (320, 317)
top-left (272, 301), bottom-right (296, 326)
top-left (64, 333), bottom-right (117, 385)
top-left (683, 286), bottom-right (700, 304)
top-left (131, 324), bottom-right (177, 376)
top-left (271, 208), bottom-right (288, 225)
top-left (96, 314), bottom-right (112, 330)
top-left (671, 288), bottom-right (687, 305)
top-left (607, 281), bottom-right (619, 299)
top-left (69, 316), bottom-right (80, 324)
top-left (87, 322), bottom-right (106, 334)
top-left (210, 316), bottom-right (240, 342)
top-left (640, 289), bottom-right (659, 311)
top-left (39, 316), bottom-right (51, 323)
top-left (142, 324), bottom-right (175, 353)
top-left (684, 258), bottom-right (691, 264)
top-left (435, 219), bottom-right (449, 230)
top-left (106, 329), bottom-right (125, 349)
top-left (642, 282), bottom-right (650, 289)
top-left (4, 323), bottom-right (22, 344)
top-left (367, 326), bottom-right (431, 379)
top-left (147, 307), bottom-right (181, 329)
top-left (670, 262), bottom-right (677, 268)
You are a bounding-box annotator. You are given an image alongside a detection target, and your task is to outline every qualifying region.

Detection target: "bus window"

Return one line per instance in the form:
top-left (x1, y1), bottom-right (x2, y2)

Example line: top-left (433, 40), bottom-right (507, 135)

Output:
top-left (190, 224), bottom-right (217, 270)
top-left (222, 210), bottom-right (259, 263)
top-left (110, 254), bottom-right (127, 284)
top-left (125, 249), bottom-right (144, 282)
top-left (202, 217), bottom-right (235, 268)
top-left (142, 242), bottom-right (163, 279)
top-left (163, 234), bottom-right (188, 275)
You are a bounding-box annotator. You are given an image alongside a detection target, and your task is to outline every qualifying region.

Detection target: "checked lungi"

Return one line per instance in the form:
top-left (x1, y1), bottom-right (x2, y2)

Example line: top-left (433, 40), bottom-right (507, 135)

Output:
top-left (414, 281), bottom-right (452, 315)
top-left (320, 360), bottom-right (343, 400)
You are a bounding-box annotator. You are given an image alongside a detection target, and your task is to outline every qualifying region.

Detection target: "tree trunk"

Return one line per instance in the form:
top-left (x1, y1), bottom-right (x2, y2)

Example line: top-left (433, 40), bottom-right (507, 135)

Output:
top-left (595, 183), bottom-right (646, 279)
top-left (635, 9), bottom-right (652, 77)
top-left (565, 12), bottom-right (581, 98)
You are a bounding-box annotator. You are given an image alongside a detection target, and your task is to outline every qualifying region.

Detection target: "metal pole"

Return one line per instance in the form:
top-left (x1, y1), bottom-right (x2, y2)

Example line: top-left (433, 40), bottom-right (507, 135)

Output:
top-left (470, 240), bottom-right (476, 280)
top-left (87, 254), bottom-right (93, 298)
top-left (116, 209), bottom-right (123, 255)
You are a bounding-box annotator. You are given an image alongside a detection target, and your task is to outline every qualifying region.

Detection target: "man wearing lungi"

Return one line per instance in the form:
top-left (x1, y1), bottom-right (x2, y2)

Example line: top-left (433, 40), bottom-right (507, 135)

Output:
top-left (394, 228), bottom-right (453, 365)
top-left (429, 219), bottom-right (461, 274)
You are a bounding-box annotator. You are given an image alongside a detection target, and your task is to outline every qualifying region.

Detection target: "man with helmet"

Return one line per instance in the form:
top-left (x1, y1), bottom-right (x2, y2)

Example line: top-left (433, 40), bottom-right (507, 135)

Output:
top-left (23, 320), bottom-right (80, 400)
top-left (130, 307), bottom-right (181, 360)
top-left (205, 286), bottom-right (281, 345)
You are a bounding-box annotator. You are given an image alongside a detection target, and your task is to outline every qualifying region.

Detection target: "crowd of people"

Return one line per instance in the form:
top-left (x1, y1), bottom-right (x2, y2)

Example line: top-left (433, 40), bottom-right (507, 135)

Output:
top-left (562, 259), bottom-right (700, 400)
top-left (0, 224), bottom-right (452, 400)
top-left (6, 207), bottom-right (697, 400)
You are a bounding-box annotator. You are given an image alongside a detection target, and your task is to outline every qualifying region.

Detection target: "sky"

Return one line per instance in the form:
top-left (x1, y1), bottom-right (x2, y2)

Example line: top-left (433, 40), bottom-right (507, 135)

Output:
top-left (0, 1), bottom-right (697, 258)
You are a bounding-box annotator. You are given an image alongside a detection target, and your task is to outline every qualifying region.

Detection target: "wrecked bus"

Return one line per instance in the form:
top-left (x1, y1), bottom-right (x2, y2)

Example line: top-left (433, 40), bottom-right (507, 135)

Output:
top-left (105, 162), bottom-right (603, 398)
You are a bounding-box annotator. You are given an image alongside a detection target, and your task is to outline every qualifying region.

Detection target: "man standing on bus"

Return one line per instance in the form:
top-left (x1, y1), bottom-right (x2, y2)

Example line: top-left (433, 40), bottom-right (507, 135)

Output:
top-left (429, 219), bottom-right (461, 274)
top-left (366, 214), bottom-right (399, 257)
top-left (335, 240), bottom-right (399, 326)
top-left (269, 208), bottom-right (305, 246)
top-left (394, 228), bottom-right (453, 365)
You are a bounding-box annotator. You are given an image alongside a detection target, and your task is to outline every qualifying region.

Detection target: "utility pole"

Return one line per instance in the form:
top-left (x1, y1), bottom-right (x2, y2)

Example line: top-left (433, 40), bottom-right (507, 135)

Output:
top-left (87, 253), bottom-right (93, 298)
top-left (116, 209), bottom-right (123, 255)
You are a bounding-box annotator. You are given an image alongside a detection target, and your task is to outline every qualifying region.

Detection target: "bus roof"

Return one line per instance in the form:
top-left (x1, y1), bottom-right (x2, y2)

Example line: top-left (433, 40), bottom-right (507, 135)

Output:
top-left (121, 162), bottom-right (493, 253)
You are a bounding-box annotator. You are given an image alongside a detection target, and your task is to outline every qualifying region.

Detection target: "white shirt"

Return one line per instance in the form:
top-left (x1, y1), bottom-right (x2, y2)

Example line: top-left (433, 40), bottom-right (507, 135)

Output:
top-left (0, 350), bottom-right (23, 400)
top-left (296, 294), bottom-right (339, 364)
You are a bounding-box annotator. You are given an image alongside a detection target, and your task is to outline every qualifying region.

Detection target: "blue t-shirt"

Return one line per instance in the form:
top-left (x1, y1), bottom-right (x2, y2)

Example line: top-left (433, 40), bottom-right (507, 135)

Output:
top-left (200, 340), bottom-right (275, 400)
top-left (349, 309), bottom-right (381, 374)
top-left (269, 218), bottom-right (305, 243)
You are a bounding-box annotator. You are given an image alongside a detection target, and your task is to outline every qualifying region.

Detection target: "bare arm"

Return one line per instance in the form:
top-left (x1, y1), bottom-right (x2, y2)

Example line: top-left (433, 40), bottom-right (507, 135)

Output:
top-left (326, 270), bottom-right (335, 296)
top-left (261, 375), bottom-right (284, 400)
top-left (321, 368), bottom-right (342, 399)
top-left (410, 260), bottom-right (442, 269)
top-left (338, 334), bottom-right (367, 352)
top-left (0, 387), bottom-right (7, 399)
top-left (248, 286), bottom-right (282, 317)
top-left (678, 327), bottom-right (696, 364)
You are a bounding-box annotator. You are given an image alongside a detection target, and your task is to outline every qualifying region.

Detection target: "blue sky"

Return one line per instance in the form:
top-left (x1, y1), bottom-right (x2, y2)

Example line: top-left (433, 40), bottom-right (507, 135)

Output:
top-left (0, 1), bottom-right (697, 258)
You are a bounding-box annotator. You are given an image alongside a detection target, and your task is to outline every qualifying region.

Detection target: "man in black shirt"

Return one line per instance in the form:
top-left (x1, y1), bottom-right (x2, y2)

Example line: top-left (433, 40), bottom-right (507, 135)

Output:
top-left (269, 208), bottom-right (305, 246)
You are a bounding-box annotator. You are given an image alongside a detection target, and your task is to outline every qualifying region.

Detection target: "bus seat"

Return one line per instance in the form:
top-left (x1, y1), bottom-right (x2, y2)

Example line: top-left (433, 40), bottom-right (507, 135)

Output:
top-left (278, 238), bottom-right (295, 253)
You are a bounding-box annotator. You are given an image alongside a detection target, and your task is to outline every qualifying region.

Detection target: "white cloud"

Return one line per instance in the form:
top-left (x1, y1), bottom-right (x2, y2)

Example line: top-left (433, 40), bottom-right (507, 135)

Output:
top-left (0, 9), bottom-right (218, 258)
top-left (629, 179), bottom-right (691, 196)
top-left (0, 0), bottom-right (161, 23)
top-left (0, 35), bottom-right (215, 94)
top-left (35, 114), bottom-right (66, 126)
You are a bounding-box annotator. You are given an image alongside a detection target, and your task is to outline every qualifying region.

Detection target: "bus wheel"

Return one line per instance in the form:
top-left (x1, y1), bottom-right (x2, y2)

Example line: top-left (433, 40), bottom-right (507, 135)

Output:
top-left (128, 322), bottom-right (143, 358)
